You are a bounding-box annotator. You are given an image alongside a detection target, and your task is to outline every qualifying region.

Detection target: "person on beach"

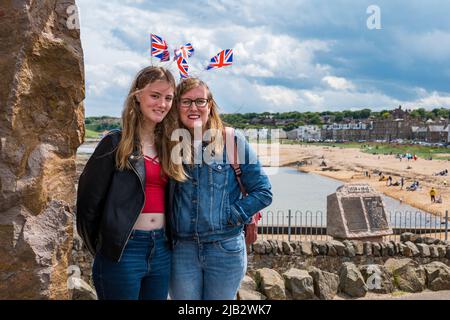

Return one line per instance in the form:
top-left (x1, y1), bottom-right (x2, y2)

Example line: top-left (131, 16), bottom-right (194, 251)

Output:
top-left (430, 187), bottom-right (436, 203)
top-left (168, 77), bottom-right (273, 300)
top-left (400, 177), bottom-right (404, 189)
top-left (407, 181), bottom-right (417, 191)
top-left (76, 66), bottom-right (184, 300)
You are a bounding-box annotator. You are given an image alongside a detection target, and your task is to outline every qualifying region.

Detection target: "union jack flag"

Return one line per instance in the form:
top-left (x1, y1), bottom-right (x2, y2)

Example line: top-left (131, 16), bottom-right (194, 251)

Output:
top-left (151, 34), bottom-right (169, 61)
top-left (173, 43), bottom-right (194, 60)
top-left (206, 49), bottom-right (233, 70)
top-left (176, 56), bottom-right (189, 79)
top-left (161, 50), bottom-right (170, 62)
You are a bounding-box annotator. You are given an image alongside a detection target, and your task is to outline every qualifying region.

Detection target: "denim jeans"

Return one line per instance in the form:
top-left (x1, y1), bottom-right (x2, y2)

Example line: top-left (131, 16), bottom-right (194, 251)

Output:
top-left (92, 228), bottom-right (171, 300)
top-left (169, 232), bottom-right (247, 300)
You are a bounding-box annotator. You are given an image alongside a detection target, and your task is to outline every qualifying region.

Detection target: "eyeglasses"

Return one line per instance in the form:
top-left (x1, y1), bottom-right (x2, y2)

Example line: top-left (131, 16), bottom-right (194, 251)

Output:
top-left (179, 98), bottom-right (209, 109)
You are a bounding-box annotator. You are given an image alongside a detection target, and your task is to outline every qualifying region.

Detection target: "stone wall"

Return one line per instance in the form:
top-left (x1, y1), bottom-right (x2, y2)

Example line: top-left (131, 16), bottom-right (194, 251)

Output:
top-left (240, 234), bottom-right (450, 299)
top-left (0, 0), bottom-right (84, 299)
top-left (70, 232), bottom-right (450, 300)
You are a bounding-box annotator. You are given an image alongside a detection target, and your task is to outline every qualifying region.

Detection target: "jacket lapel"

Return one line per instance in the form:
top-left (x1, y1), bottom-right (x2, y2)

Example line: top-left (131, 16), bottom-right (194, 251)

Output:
top-left (128, 151), bottom-right (146, 188)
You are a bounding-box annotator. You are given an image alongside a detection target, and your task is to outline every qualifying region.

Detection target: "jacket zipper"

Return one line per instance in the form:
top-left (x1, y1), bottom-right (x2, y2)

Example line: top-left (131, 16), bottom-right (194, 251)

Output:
top-left (118, 159), bottom-right (146, 261)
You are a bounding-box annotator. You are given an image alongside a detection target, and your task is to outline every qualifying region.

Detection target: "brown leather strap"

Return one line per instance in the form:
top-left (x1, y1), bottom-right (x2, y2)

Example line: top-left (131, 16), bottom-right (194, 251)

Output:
top-left (223, 127), bottom-right (247, 196)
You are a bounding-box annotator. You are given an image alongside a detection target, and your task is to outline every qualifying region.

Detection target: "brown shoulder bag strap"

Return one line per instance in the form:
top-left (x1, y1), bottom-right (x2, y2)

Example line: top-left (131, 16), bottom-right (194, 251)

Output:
top-left (223, 127), bottom-right (247, 196)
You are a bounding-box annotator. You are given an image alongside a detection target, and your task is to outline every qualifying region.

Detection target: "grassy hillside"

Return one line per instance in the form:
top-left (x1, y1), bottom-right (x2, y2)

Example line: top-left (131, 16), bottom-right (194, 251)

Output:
top-left (85, 128), bottom-right (102, 139)
top-left (84, 117), bottom-right (121, 139)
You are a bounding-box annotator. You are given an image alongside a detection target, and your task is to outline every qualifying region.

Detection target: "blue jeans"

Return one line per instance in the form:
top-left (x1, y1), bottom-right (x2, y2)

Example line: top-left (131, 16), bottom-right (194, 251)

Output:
top-left (92, 229), bottom-right (171, 300)
top-left (169, 232), bottom-right (247, 300)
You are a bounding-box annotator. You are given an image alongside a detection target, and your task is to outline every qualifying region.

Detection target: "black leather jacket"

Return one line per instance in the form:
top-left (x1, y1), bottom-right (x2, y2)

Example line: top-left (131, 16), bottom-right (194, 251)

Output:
top-left (76, 130), bottom-right (174, 262)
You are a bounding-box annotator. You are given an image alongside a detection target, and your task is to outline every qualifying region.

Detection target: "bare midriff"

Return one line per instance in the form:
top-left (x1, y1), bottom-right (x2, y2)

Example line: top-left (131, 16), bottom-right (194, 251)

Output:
top-left (133, 213), bottom-right (165, 231)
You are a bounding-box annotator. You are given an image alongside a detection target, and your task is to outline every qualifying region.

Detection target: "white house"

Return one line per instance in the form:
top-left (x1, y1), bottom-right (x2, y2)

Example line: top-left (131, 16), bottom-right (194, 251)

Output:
top-left (288, 125), bottom-right (321, 141)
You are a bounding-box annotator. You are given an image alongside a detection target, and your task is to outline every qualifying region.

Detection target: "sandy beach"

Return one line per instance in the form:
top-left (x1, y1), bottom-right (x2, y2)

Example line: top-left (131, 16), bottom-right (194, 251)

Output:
top-left (254, 143), bottom-right (450, 217)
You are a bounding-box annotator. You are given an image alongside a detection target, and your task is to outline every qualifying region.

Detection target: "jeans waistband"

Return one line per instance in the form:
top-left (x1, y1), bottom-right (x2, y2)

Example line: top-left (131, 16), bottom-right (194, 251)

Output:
top-left (130, 228), bottom-right (165, 239)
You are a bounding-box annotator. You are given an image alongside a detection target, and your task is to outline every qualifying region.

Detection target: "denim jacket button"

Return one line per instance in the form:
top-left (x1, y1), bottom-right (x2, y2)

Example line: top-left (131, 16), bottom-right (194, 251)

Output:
top-left (217, 165), bottom-right (222, 170)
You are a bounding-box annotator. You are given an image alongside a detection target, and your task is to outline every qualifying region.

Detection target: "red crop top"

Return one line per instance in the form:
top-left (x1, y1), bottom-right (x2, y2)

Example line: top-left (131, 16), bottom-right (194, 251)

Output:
top-left (142, 155), bottom-right (167, 214)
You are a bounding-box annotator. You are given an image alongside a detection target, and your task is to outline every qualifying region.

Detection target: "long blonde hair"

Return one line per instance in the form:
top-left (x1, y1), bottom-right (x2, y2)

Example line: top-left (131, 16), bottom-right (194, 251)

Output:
top-left (173, 78), bottom-right (224, 173)
top-left (115, 66), bottom-right (186, 182)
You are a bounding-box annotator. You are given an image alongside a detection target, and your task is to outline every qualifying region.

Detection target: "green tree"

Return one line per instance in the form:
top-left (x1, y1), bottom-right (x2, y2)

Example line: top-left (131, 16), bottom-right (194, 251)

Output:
top-left (334, 112), bottom-right (343, 122)
top-left (309, 114), bottom-right (322, 125)
top-left (359, 108), bottom-right (372, 119)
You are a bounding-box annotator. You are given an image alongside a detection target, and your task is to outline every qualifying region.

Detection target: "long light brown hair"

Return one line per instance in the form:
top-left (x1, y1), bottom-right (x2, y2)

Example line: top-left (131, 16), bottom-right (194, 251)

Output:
top-left (173, 78), bottom-right (224, 172)
top-left (115, 66), bottom-right (186, 181)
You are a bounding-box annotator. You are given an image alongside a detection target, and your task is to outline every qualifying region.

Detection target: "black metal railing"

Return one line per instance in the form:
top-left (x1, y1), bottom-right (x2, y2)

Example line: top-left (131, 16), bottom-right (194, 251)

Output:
top-left (258, 209), bottom-right (449, 242)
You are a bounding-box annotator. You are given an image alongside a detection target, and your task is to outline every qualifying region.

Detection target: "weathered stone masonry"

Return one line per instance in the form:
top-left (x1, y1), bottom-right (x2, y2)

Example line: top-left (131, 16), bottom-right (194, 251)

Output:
top-left (239, 235), bottom-right (450, 300)
top-left (0, 0), bottom-right (84, 299)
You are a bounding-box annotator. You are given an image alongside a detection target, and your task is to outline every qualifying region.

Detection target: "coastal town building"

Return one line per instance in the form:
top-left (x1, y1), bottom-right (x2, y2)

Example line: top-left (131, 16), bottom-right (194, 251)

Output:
top-left (275, 118), bottom-right (297, 126)
top-left (411, 126), bottom-right (428, 141)
top-left (321, 122), bottom-right (371, 141)
top-left (287, 125), bottom-right (321, 141)
top-left (412, 124), bottom-right (449, 143)
top-left (243, 128), bottom-right (287, 142)
top-left (365, 106), bottom-right (420, 141)
top-left (318, 106), bottom-right (440, 143)
top-left (320, 115), bottom-right (335, 124)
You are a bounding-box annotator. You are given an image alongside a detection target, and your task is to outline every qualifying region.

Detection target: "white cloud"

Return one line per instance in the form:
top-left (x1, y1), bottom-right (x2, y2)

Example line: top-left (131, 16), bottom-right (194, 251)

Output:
top-left (395, 30), bottom-right (450, 63)
top-left (408, 91), bottom-right (450, 109)
top-left (255, 85), bottom-right (301, 108)
top-left (322, 76), bottom-right (355, 91)
top-left (303, 91), bottom-right (324, 107)
top-left (206, 0), bottom-right (227, 12)
top-left (232, 33), bottom-right (331, 79)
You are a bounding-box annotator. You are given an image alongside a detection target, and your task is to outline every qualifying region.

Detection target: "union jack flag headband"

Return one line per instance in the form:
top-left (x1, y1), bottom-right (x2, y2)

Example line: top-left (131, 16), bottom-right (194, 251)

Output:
top-left (150, 34), bottom-right (234, 79)
top-left (206, 49), bottom-right (233, 71)
top-left (151, 34), bottom-right (170, 62)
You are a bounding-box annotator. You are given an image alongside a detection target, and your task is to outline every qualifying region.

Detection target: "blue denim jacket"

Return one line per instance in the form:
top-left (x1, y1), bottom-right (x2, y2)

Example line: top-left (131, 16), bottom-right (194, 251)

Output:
top-left (171, 131), bottom-right (273, 242)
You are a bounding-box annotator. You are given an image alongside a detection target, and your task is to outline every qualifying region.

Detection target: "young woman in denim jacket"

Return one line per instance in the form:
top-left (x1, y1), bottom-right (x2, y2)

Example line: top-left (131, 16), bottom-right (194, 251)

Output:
top-left (168, 78), bottom-right (273, 300)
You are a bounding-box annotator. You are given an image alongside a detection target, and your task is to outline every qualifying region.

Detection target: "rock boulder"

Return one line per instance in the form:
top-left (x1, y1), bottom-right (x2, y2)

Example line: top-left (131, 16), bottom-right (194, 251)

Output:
top-left (0, 0), bottom-right (84, 299)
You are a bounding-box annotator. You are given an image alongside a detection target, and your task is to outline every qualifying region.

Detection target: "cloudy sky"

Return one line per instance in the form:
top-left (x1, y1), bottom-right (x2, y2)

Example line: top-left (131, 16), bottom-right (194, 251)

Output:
top-left (76, 0), bottom-right (450, 117)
